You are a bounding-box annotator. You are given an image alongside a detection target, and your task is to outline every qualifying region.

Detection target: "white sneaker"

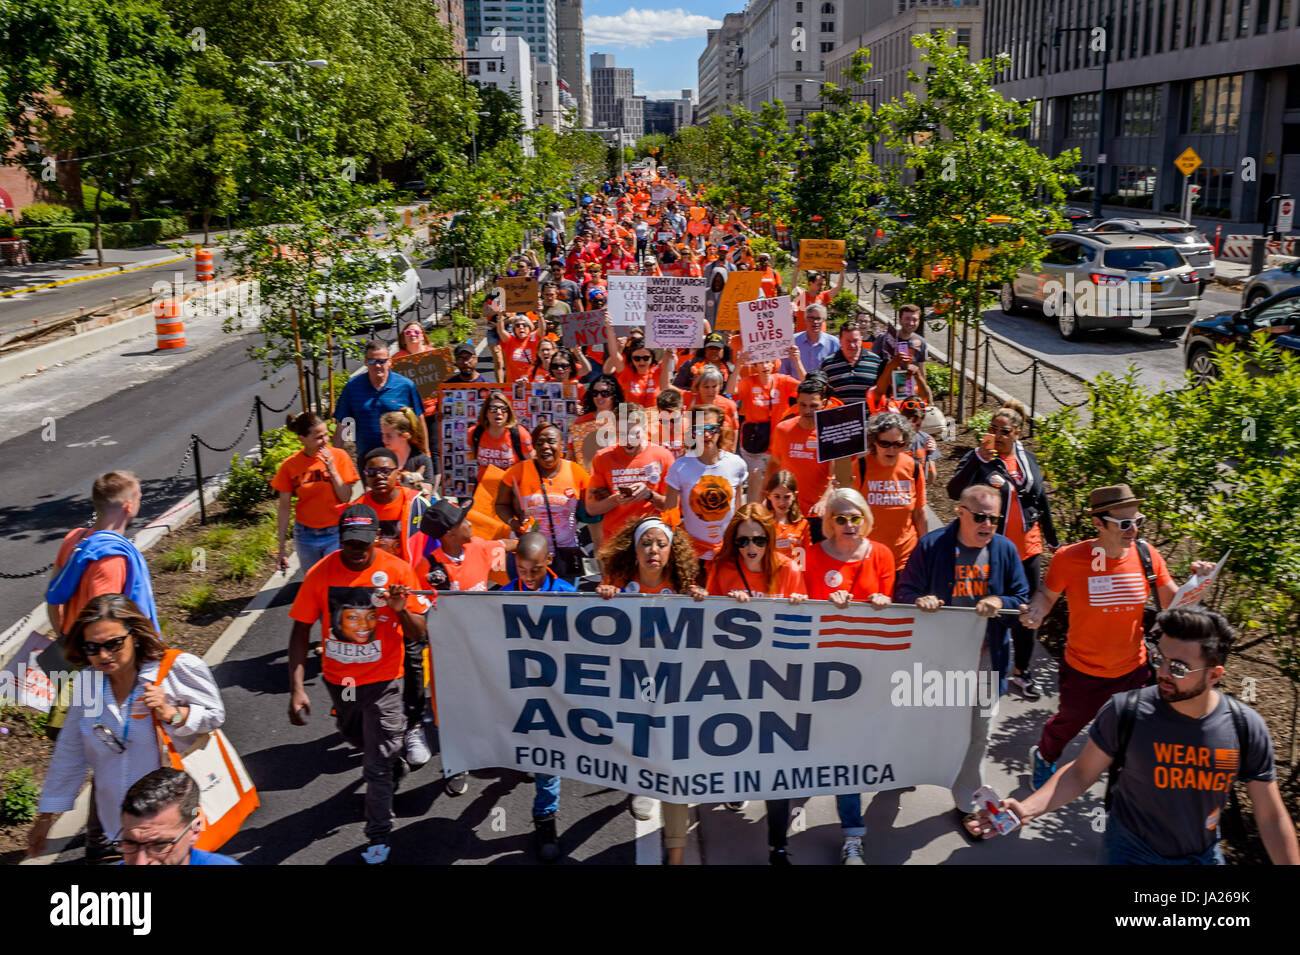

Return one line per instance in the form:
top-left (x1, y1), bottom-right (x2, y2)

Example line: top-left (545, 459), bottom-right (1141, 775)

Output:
top-left (404, 726), bottom-right (431, 768)
top-left (630, 796), bottom-right (657, 821)
top-left (841, 836), bottom-right (865, 865)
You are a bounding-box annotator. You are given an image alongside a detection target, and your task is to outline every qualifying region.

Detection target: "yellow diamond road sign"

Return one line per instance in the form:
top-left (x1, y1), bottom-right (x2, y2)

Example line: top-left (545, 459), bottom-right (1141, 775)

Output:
top-left (1175, 147), bottom-right (1202, 176)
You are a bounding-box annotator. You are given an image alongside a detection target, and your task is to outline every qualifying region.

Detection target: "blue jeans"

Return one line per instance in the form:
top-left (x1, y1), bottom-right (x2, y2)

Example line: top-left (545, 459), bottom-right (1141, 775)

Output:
top-left (295, 522), bottom-right (340, 571)
top-left (533, 774), bottom-right (561, 820)
top-left (1100, 812), bottom-right (1224, 865)
top-left (836, 794), bottom-right (865, 838)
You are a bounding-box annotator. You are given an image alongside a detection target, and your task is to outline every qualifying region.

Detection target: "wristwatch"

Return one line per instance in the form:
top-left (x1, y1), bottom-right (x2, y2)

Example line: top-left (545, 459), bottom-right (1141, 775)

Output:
top-left (168, 708), bottom-right (184, 727)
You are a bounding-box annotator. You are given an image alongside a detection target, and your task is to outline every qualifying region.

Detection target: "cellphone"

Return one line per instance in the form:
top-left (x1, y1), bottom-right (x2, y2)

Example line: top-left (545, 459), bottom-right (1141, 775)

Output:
top-left (979, 432), bottom-right (996, 453)
top-left (973, 786), bottom-right (1020, 835)
top-left (897, 341), bottom-right (912, 361)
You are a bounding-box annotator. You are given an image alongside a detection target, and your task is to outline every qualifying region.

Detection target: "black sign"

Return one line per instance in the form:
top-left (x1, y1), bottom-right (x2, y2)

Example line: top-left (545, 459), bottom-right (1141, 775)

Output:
top-left (815, 403), bottom-right (867, 463)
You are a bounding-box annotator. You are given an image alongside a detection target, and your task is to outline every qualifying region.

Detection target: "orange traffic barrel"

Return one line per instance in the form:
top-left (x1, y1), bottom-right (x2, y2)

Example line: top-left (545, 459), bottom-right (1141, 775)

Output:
top-left (195, 247), bottom-right (214, 281)
top-left (154, 297), bottom-right (186, 350)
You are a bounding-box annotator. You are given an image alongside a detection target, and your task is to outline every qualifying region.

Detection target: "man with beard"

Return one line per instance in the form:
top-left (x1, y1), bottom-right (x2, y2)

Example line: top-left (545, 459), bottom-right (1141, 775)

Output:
top-left (978, 606), bottom-right (1299, 865)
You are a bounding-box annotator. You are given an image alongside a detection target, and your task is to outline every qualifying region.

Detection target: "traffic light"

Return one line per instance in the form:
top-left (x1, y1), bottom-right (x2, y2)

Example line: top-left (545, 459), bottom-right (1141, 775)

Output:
top-left (1189, 184), bottom-right (1202, 202)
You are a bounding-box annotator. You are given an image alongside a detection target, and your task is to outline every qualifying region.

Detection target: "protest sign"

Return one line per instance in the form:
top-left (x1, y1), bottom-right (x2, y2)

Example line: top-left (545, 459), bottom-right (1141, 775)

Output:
top-left (738, 294), bottom-right (794, 363)
top-left (1167, 551), bottom-right (1230, 609)
top-left (798, 239), bottom-right (846, 271)
top-left (657, 231), bottom-right (675, 243)
top-left (815, 403), bottom-right (867, 462)
top-left (392, 347), bottom-right (452, 402)
top-left (0, 632), bottom-right (60, 713)
top-left (562, 309), bottom-right (607, 351)
top-left (645, 276), bottom-right (706, 349)
top-left (607, 275), bottom-right (647, 327)
top-left (431, 592), bottom-right (988, 802)
top-left (714, 272), bottom-right (764, 331)
top-left (499, 276), bottom-right (538, 312)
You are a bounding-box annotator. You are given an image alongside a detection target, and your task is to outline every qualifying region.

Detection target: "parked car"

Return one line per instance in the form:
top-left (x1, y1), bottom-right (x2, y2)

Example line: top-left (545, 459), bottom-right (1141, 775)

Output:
top-left (1183, 285), bottom-right (1300, 384)
top-left (1000, 231), bottom-right (1201, 340)
top-left (1239, 257), bottom-right (1300, 309)
top-left (403, 180), bottom-right (431, 199)
top-left (1092, 216), bottom-right (1214, 289)
top-left (314, 252), bottom-right (421, 328)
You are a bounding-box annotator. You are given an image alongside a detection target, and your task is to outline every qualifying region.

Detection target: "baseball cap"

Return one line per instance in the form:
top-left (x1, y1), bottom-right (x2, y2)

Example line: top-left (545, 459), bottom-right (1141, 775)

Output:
top-left (420, 499), bottom-right (474, 539)
top-left (454, 342), bottom-right (475, 357)
top-left (339, 503), bottom-right (380, 544)
top-left (704, 332), bottom-right (725, 347)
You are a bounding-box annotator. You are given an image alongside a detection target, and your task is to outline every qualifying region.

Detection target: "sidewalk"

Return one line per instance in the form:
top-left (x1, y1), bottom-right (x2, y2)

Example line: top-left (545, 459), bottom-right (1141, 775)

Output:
top-left (0, 245), bottom-right (191, 295)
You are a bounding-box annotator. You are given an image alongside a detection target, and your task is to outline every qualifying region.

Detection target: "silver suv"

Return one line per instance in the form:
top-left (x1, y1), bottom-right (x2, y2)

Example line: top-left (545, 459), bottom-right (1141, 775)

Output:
top-left (1092, 216), bottom-right (1214, 287)
top-left (1000, 232), bottom-right (1202, 340)
top-left (1240, 257), bottom-right (1300, 309)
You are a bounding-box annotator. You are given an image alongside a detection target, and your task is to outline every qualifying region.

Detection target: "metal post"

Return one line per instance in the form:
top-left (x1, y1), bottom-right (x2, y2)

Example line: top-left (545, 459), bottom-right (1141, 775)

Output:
top-left (873, 281), bottom-right (878, 316)
top-left (192, 435), bottom-right (207, 525)
top-left (256, 397), bottom-right (265, 452)
top-left (1092, 15), bottom-right (1112, 221)
top-left (1029, 360), bottom-right (1039, 437)
top-left (312, 353), bottom-right (322, 413)
top-left (982, 337), bottom-right (990, 405)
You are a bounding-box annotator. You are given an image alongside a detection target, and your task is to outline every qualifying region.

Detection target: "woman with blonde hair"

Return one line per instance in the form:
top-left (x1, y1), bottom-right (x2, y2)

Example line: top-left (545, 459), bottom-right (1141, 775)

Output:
top-left (596, 517), bottom-right (705, 863)
top-left (380, 407), bottom-right (434, 495)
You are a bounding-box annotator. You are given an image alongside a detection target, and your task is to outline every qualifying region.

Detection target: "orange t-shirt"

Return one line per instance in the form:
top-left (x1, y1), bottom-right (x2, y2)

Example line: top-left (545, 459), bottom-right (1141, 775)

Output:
top-left (270, 448), bottom-right (360, 529)
top-left (53, 529), bottom-right (127, 632)
top-left (472, 426), bottom-right (533, 478)
top-left (619, 578), bottom-right (677, 595)
top-left (772, 517), bottom-right (812, 568)
top-left (803, 540), bottom-right (896, 601)
top-left (357, 487), bottom-right (422, 564)
top-left (502, 332), bottom-right (540, 382)
top-left (589, 443), bottom-right (675, 537)
top-left (757, 267), bottom-right (781, 298)
top-left (682, 392), bottom-right (739, 434)
top-left (617, 364), bottom-right (661, 408)
top-left (769, 417), bottom-right (831, 515)
top-left (706, 554), bottom-right (806, 598)
top-left (734, 374), bottom-right (799, 424)
top-left (288, 549), bottom-right (429, 686)
top-left (415, 538), bottom-right (508, 592)
top-left (792, 289), bottom-right (833, 333)
top-left (501, 459), bottom-right (591, 549)
top-left (1000, 455), bottom-right (1043, 559)
top-left (1044, 540), bottom-right (1172, 678)
top-left (856, 454), bottom-right (925, 571)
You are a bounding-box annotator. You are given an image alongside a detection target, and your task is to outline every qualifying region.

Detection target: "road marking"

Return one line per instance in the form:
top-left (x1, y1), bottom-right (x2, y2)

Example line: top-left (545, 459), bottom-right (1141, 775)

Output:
top-left (0, 254), bottom-right (190, 298)
top-left (65, 435), bottom-right (118, 448)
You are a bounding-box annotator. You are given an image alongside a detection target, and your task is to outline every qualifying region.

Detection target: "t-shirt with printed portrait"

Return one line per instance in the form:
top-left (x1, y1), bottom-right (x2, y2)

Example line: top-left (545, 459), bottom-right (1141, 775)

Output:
top-left (288, 549), bottom-right (429, 686)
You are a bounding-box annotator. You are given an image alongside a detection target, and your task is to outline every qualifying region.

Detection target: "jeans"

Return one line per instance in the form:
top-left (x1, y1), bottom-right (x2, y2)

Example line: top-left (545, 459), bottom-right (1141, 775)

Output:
top-left (836, 794), bottom-right (866, 837)
top-left (1101, 812), bottom-right (1224, 865)
top-left (403, 637), bottom-right (427, 731)
top-left (294, 522), bottom-right (340, 572)
top-left (533, 774), bottom-right (561, 820)
top-left (766, 799), bottom-right (791, 848)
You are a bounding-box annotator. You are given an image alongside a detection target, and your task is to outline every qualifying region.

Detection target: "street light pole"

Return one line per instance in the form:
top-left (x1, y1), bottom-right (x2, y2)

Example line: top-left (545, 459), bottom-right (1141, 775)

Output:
top-left (1053, 16), bottom-right (1111, 219)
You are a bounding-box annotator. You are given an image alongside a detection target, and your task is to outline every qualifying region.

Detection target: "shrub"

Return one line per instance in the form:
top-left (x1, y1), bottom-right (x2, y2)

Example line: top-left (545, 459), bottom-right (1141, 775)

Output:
top-left (19, 202), bottom-right (74, 226)
top-left (259, 426), bottom-right (300, 481)
top-left (964, 410), bottom-right (994, 436)
top-left (0, 213), bottom-right (14, 238)
top-left (926, 361), bottom-right (951, 401)
top-left (219, 452), bottom-right (272, 516)
top-left (199, 526), bottom-right (237, 550)
top-left (81, 185), bottom-right (129, 218)
top-left (175, 582), bottom-right (218, 615)
top-left (158, 544), bottom-right (193, 573)
top-left (827, 288), bottom-right (861, 329)
top-left (0, 768), bottom-right (40, 825)
top-left (15, 227), bottom-right (90, 261)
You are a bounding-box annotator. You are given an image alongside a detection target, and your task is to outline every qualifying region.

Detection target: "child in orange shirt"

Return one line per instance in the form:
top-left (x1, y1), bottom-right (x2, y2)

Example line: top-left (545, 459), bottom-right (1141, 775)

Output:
top-left (762, 469), bottom-right (812, 571)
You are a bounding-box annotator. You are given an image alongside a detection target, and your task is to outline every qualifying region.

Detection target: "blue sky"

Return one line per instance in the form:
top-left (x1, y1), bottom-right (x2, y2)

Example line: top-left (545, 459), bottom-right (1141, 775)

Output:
top-left (582, 2), bottom-right (735, 101)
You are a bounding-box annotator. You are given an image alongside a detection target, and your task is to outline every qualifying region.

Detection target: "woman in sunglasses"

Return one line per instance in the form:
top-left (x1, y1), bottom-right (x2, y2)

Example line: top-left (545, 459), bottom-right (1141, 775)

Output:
top-left (946, 399), bottom-right (1058, 701)
top-left (27, 594), bottom-right (225, 860)
top-left (855, 412), bottom-right (929, 574)
top-left (602, 315), bottom-right (662, 409)
top-left (469, 391), bottom-right (533, 480)
top-left (567, 374), bottom-right (624, 464)
top-left (803, 488), bottom-right (895, 610)
top-left (596, 518), bottom-right (706, 863)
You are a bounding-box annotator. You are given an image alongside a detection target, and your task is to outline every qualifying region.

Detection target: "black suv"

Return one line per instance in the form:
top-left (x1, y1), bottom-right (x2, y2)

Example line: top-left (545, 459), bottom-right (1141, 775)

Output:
top-left (1183, 286), bottom-right (1300, 384)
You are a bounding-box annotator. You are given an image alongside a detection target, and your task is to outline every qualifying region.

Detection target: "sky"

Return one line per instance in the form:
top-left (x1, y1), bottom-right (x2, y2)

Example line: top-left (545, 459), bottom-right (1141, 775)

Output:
top-left (582, 1), bottom-right (736, 101)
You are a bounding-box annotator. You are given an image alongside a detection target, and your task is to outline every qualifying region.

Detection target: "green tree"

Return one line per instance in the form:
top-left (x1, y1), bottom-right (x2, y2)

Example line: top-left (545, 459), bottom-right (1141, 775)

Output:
top-left (871, 31), bottom-right (1079, 415)
top-left (148, 84), bottom-right (246, 242)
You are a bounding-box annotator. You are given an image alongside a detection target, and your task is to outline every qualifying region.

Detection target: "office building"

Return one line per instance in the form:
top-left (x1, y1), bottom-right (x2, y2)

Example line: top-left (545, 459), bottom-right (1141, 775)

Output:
top-left (465, 0), bottom-right (557, 64)
top-left (556, 0), bottom-right (588, 126)
top-left (737, 0), bottom-right (843, 123)
top-left (697, 12), bottom-right (746, 120)
top-left (591, 52), bottom-right (638, 137)
top-left (467, 35), bottom-right (536, 129)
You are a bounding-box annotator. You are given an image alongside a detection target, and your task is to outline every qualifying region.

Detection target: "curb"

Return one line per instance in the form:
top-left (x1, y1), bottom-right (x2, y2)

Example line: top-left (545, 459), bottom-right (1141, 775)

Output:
top-left (0, 253), bottom-right (191, 298)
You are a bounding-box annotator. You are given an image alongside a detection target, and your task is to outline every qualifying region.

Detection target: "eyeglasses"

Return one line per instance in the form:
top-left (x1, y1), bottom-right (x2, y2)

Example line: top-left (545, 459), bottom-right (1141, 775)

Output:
top-left (958, 505), bottom-right (1000, 525)
top-left (81, 635), bottom-right (129, 657)
top-left (93, 724), bottom-right (126, 753)
top-left (734, 535), bottom-right (769, 548)
top-left (120, 819), bottom-right (197, 859)
top-left (550, 363), bottom-right (572, 371)
top-left (1146, 644), bottom-right (1210, 680)
top-left (694, 424), bottom-right (721, 435)
top-left (366, 357), bottom-right (390, 366)
top-left (403, 328), bottom-right (423, 337)
top-left (363, 467), bottom-right (396, 478)
top-left (1100, 514), bottom-right (1146, 531)
top-left (832, 514), bottom-right (864, 526)
top-left (876, 438), bottom-right (908, 449)
top-left (487, 405), bottom-right (510, 414)
top-left (993, 427), bottom-right (1015, 436)
top-left (632, 355), bottom-right (653, 363)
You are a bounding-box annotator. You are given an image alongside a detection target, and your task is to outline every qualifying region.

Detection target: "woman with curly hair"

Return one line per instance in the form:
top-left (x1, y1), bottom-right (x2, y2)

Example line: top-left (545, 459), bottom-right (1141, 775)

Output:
top-left (596, 516), bottom-right (704, 864)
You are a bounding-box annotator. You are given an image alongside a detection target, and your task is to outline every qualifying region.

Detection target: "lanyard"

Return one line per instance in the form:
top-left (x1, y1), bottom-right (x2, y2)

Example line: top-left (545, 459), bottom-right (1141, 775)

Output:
top-left (103, 673), bottom-right (143, 745)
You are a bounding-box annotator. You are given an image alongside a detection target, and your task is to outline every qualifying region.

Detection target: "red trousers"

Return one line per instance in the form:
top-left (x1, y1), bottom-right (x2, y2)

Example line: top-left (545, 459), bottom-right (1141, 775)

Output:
top-left (1037, 658), bottom-right (1152, 764)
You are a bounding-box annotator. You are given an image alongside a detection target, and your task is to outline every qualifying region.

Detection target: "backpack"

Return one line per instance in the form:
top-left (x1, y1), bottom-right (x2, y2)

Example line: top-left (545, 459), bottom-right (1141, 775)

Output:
top-left (1134, 539), bottom-right (1162, 638)
top-left (470, 423), bottom-right (524, 461)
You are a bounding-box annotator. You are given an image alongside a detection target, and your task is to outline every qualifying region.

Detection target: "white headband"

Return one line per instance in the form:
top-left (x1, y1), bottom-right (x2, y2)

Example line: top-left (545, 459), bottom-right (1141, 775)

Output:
top-left (633, 519), bottom-right (673, 548)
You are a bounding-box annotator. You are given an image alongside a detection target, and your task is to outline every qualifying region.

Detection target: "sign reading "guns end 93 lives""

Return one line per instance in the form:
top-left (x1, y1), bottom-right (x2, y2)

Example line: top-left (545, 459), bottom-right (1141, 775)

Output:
top-left (431, 592), bottom-right (987, 802)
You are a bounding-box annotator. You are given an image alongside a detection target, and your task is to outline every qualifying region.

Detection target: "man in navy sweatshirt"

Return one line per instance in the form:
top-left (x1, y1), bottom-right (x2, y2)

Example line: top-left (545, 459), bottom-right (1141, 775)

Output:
top-left (895, 484), bottom-right (1029, 841)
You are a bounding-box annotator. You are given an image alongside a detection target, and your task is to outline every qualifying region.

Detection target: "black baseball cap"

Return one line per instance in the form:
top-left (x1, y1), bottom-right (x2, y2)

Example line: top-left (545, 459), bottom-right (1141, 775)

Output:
top-left (420, 499), bottom-right (474, 539)
top-left (454, 342), bottom-right (475, 357)
top-left (339, 504), bottom-right (380, 543)
top-left (704, 332), bottom-right (725, 347)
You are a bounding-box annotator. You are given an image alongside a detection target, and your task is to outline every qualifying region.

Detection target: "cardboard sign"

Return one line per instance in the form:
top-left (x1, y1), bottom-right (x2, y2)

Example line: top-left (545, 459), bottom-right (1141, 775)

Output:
top-left (688, 219), bottom-right (709, 236)
top-left (498, 276), bottom-right (538, 311)
top-left (738, 294), bottom-right (794, 363)
top-left (0, 632), bottom-right (59, 713)
top-left (607, 275), bottom-right (647, 327)
top-left (799, 239), bottom-right (846, 271)
top-left (392, 347), bottom-right (452, 402)
top-left (816, 402), bottom-right (867, 463)
top-left (657, 231), bottom-right (675, 243)
top-left (714, 271), bottom-right (764, 331)
top-left (561, 309), bottom-right (607, 350)
top-left (1167, 551), bottom-right (1230, 609)
top-left (645, 276), bottom-right (707, 349)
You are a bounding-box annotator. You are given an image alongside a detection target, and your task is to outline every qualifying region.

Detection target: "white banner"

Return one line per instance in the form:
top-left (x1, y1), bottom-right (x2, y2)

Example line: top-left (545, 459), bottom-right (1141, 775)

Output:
top-left (431, 593), bottom-right (989, 802)
top-left (646, 276), bottom-right (707, 349)
top-left (607, 275), bottom-right (647, 327)
top-left (738, 294), bottom-right (794, 363)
